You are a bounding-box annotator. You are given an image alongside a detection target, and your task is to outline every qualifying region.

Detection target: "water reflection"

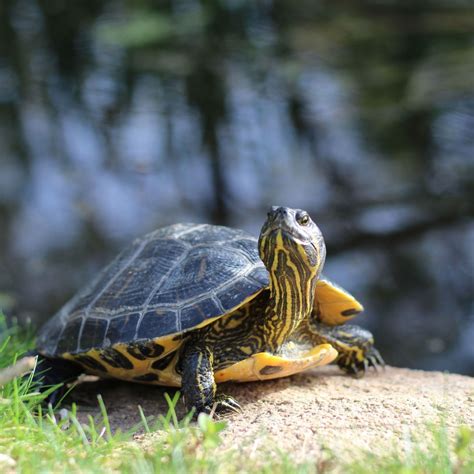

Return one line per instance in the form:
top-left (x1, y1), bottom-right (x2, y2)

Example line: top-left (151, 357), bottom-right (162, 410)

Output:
top-left (0, 0), bottom-right (473, 374)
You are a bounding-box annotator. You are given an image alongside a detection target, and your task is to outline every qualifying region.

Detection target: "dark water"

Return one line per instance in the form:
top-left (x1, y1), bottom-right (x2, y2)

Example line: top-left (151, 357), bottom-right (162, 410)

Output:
top-left (0, 1), bottom-right (473, 374)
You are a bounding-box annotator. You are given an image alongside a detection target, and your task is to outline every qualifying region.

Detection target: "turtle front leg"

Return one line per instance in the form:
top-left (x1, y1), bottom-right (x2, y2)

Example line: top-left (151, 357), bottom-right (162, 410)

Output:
top-left (295, 322), bottom-right (385, 377)
top-left (180, 342), bottom-right (241, 415)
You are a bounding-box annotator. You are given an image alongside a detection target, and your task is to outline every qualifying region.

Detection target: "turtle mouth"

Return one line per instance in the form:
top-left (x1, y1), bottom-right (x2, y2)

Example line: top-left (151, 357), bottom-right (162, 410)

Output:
top-left (262, 226), bottom-right (307, 244)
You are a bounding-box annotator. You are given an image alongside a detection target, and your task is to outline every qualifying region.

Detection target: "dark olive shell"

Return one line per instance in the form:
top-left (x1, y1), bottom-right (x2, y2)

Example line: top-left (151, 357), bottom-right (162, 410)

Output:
top-left (37, 224), bottom-right (269, 356)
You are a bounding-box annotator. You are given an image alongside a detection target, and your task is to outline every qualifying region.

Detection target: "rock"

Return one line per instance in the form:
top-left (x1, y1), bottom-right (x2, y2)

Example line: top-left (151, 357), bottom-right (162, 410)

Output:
top-left (73, 366), bottom-right (474, 461)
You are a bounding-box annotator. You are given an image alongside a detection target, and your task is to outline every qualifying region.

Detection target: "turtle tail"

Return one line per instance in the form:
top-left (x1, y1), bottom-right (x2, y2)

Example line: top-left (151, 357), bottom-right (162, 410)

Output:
top-left (25, 350), bottom-right (84, 405)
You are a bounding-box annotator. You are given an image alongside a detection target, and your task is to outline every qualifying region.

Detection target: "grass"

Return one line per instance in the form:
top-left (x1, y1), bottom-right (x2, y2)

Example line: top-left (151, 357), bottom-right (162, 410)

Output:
top-left (0, 313), bottom-right (473, 473)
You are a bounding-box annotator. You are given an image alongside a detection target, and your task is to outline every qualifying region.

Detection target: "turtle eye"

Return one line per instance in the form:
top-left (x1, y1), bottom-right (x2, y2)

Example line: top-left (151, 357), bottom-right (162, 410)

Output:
top-left (297, 212), bottom-right (310, 226)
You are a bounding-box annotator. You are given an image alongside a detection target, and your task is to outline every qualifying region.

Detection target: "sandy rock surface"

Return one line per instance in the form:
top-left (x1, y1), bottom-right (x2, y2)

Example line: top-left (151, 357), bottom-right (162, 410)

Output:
top-left (73, 366), bottom-right (474, 460)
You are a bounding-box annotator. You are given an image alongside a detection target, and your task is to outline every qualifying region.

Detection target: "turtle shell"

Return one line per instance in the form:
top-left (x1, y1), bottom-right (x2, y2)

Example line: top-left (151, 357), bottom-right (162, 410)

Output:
top-left (37, 224), bottom-right (270, 357)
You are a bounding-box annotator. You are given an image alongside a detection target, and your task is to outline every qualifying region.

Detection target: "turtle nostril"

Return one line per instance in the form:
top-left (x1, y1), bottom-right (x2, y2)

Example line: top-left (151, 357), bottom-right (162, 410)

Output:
top-left (267, 206), bottom-right (289, 222)
top-left (268, 206), bottom-right (282, 219)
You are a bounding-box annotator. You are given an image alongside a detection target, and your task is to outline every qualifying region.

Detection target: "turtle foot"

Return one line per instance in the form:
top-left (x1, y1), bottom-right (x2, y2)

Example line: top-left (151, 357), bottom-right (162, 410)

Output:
top-left (338, 347), bottom-right (385, 378)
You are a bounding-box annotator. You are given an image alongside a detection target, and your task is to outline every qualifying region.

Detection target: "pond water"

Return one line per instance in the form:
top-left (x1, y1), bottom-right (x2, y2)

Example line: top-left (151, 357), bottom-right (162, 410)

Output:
top-left (0, 0), bottom-right (473, 374)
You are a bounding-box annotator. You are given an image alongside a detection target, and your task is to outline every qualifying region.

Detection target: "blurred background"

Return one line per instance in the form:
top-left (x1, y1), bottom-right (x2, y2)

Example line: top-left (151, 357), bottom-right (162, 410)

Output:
top-left (0, 0), bottom-right (473, 374)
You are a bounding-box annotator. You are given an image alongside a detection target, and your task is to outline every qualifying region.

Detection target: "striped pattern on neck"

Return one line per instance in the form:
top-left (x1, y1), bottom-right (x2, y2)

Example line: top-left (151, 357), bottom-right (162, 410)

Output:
top-left (261, 231), bottom-right (320, 352)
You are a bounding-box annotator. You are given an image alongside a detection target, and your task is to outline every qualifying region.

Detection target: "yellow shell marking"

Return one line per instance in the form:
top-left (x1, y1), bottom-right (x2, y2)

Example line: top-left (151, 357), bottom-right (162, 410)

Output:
top-left (64, 335), bottom-right (183, 386)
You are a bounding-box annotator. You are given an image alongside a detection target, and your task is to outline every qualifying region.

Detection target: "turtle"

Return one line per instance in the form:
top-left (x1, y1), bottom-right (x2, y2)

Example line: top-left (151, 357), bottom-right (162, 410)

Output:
top-left (32, 206), bottom-right (384, 414)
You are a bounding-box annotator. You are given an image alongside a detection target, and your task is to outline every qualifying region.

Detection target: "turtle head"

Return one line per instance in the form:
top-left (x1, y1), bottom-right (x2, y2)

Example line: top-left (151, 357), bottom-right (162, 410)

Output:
top-left (258, 206), bottom-right (326, 349)
top-left (258, 206), bottom-right (326, 280)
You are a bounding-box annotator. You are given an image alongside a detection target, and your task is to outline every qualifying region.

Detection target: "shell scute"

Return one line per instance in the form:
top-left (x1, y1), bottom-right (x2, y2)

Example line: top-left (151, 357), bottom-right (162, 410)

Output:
top-left (248, 266), bottom-right (270, 286)
top-left (79, 318), bottom-right (108, 352)
top-left (93, 239), bottom-right (189, 312)
top-left (56, 318), bottom-right (83, 354)
top-left (149, 245), bottom-right (250, 307)
top-left (180, 297), bottom-right (222, 330)
top-left (216, 277), bottom-right (263, 312)
top-left (229, 238), bottom-right (263, 264)
top-left (136, 309), bottom-right (179, 339)
top-left (106, 313), bottom-right (140, 344)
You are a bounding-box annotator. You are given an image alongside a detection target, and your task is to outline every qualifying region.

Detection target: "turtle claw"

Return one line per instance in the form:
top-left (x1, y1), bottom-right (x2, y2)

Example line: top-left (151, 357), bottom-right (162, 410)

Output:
top-left (212, 395), bottom-right (242, 415)
top-left (367, 348), bottom-right (386, 372)
top-left (338, 346), bottom-right (385, 378)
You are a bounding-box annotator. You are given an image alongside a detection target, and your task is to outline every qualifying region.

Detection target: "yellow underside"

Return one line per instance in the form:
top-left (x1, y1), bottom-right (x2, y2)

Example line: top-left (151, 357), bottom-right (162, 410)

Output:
top-left (214, 343), bottom-right (337, 383)
top-left (66, 342), bottom-right (337, 387)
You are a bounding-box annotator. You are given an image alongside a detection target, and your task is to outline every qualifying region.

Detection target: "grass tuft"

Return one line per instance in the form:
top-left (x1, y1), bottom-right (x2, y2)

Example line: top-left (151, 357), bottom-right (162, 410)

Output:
top-left (346, 423), bottom-right (474, 474)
